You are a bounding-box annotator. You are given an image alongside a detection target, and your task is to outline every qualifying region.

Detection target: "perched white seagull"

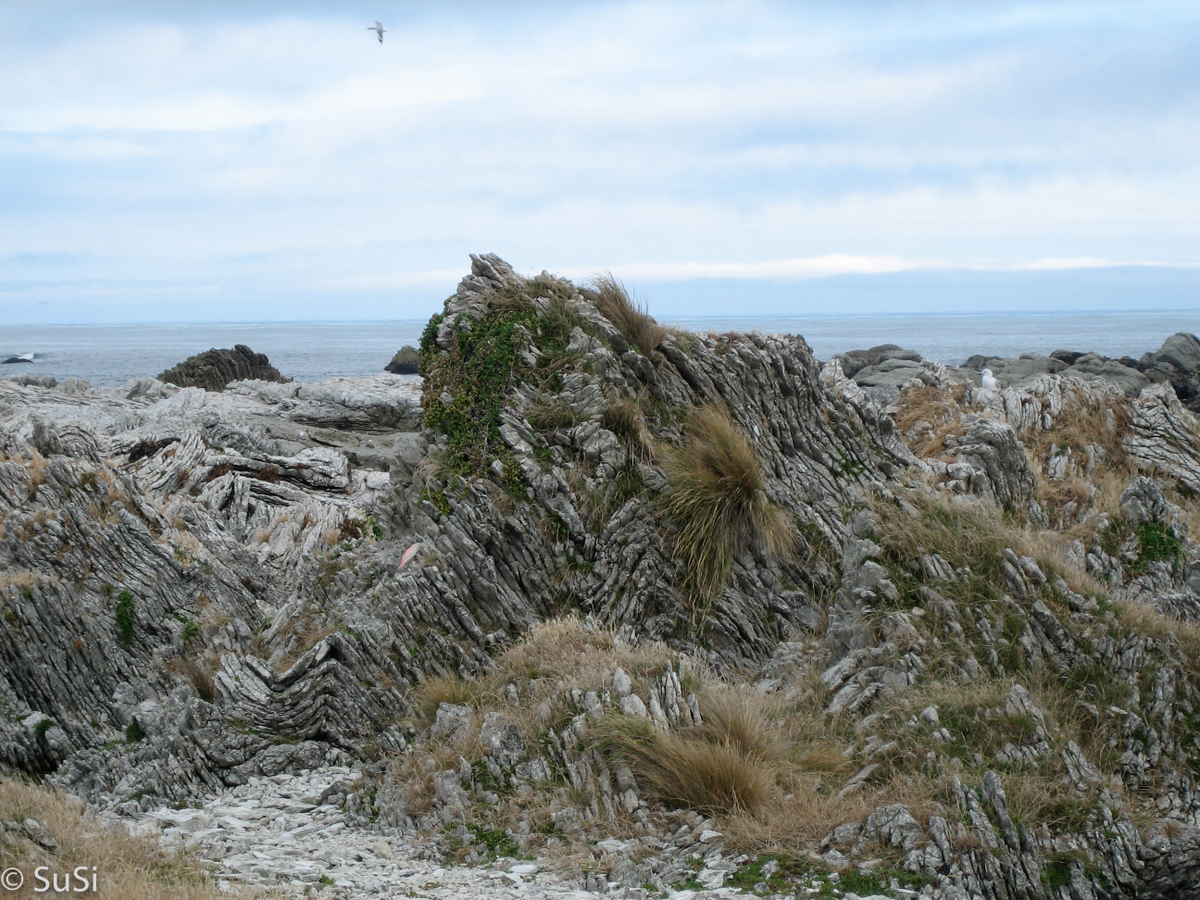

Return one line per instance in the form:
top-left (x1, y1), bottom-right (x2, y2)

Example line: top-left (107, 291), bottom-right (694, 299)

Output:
top-left (980, 368), bottom-right (1001, 391)
top-left (368, 21), bottom-right (386, 42)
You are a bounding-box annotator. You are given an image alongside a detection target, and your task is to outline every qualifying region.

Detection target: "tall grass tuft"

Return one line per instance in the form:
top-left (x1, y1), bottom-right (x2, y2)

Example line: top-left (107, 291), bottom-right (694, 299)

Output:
top-left (587, 274), bottom-right (668, 356)
top-left (597, 718), bottom-right (773, 816)
top-left (661, 406), bottom-right (794, 609)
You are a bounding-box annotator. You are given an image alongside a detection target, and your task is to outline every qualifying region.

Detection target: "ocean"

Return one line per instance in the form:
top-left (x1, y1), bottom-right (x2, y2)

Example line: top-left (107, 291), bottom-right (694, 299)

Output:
top-left (4, 310), bottom-right (1200, 387)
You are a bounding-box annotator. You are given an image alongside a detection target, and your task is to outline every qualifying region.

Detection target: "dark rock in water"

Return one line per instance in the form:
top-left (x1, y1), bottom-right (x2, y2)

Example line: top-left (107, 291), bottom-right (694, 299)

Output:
top-left (2, 356), bottom-right (32, 364)
top-left (960, 353), bottom-right (1001, 371)
top-left (384, 345), bottom-right (420, 375)
top-left (158, 344), bottom-right (288, 391)
top-left (1049, 349), bottom-right (1085, 366)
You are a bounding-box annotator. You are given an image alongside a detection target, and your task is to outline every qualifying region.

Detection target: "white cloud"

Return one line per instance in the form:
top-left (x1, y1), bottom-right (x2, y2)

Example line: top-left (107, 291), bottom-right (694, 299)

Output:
top-left (1, 1), bottom-right (1198, 321)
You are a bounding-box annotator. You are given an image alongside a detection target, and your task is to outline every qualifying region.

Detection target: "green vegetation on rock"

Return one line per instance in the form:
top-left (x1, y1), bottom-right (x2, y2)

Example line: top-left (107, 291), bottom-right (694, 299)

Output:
top-left (115, 590), bottom-right (136, 648)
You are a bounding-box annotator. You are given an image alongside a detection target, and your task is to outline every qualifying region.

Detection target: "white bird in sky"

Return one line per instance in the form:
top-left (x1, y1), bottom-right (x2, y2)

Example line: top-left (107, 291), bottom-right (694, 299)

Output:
top-left (368, 21), bottom-right (386, 43)
top-left (980, 368), bottom-right (1000, 391)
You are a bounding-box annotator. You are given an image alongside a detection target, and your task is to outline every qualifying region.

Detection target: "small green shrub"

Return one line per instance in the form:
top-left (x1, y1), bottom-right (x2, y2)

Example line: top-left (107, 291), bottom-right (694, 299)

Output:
top-left (115, 591), bottom-right (136, 648)
top-left (125, 719), bottom-right (145, 743)
top-left (181, 619), bottom-right (200, 646)
top-left (33, 717), bottom-right (56, 737)
top-left (1134, 521), bottom-right (1182, 571)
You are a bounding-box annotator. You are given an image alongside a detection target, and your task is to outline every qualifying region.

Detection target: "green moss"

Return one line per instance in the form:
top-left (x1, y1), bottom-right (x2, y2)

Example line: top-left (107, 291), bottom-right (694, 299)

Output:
top-left (728, 855), bottom-right (827, 894)
top-left (115, 590), bottom-right (135, 648)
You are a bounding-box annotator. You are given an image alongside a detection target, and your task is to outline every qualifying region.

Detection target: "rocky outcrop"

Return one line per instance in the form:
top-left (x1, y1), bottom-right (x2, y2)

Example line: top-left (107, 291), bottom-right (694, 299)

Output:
top-left (0, 256), bottom-right (901, 809)
top-left (157, 344), bottom-right (288, 391)
top-left (8, 256), bottom-right (1200, 899)
top-left (385, 346), bottom-right (421, 375)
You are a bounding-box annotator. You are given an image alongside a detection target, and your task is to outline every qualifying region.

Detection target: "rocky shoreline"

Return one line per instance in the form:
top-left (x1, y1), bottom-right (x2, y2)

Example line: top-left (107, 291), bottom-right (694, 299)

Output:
top-left (5, 255), bottom-right (1200, 899)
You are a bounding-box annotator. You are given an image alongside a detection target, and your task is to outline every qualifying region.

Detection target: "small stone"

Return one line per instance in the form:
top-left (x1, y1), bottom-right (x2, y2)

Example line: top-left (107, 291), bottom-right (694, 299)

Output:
top-left (620, 695), bottom-right (648, 719)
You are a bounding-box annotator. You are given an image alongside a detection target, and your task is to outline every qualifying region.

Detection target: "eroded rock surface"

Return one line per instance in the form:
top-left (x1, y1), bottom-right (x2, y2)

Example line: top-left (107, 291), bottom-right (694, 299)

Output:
top-left (6, 257), bottom-right (1200, 899)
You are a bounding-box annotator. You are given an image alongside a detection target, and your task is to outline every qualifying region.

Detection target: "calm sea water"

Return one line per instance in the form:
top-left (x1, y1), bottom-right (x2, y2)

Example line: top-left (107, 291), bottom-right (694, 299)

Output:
top-left (3, 311), bottom-right (1200, 387)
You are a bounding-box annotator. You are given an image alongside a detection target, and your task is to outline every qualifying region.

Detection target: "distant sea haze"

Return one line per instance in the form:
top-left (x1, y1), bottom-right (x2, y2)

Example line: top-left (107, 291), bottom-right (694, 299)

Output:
top-left (4, 310), bottom-right (1200, 388)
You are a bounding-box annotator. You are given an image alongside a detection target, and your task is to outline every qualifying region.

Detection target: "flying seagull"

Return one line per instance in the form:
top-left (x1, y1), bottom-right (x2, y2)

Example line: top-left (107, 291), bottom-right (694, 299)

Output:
top-left (368, 21), bottom-right (386, 43)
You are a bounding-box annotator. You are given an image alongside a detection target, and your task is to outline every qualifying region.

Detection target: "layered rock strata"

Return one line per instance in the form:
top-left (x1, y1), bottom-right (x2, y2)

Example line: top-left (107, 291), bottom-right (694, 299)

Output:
top-left (5, 256), bottom-right (1200, 898)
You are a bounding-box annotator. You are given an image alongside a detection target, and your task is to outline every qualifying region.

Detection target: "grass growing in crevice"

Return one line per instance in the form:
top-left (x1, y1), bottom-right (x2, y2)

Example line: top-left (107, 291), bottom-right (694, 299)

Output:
top-left (891, 382), bottom-right (969, 460)
top-left (601, 398), bottom-right (655, 461)
top-left (660, 406), bottom-right (795, 616)
top-left (585, 274), bottom-right (668, 357)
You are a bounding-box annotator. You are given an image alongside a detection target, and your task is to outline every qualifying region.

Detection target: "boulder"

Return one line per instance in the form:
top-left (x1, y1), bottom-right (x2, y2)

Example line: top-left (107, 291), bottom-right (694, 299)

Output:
top-left (158, 345), bottom-right (288, 392)
top-left (967, 354), bottom-right (1066, 388)
top-left (1147, 332), bottom-right (1200, 375)
top-left (1066, 353), bottom-right (1151, 396)
top-left (384, 346), bottom-right (421, 375)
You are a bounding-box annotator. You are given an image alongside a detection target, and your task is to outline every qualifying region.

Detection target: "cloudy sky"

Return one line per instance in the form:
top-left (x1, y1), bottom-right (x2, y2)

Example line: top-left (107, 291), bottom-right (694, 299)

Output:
top-left (2, 1), bottom-right (1199, 323)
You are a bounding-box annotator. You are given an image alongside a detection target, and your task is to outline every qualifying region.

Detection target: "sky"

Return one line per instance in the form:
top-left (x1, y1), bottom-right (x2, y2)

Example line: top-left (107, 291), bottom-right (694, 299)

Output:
top-left (2, 0), bottom-right (1199, 323)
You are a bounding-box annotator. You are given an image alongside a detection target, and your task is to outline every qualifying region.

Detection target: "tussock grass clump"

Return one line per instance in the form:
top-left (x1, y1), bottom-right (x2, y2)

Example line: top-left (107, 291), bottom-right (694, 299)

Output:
top-left (599, 718), bottom-right (773, 816)
top-left (661, 406), bottom-right (795, 608)
top-left (594, 687), bottom-right (851, 834)
top-left (587, 274), bottom-right (667, 357)
top-left (0, 778), bottom-right (249, 900)
top-left (596, 689), bottom-right (800, 817)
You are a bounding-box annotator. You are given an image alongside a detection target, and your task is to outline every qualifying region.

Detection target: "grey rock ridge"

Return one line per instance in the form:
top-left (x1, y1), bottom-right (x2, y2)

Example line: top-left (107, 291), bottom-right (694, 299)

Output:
top-left (157, 343), bottom-right (289, 391)
top-left (5, 254), bottom-right (1200, 898)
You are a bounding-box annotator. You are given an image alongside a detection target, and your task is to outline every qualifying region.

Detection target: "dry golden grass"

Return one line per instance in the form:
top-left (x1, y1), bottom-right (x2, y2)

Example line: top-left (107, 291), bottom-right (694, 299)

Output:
top-left (590, 682), bottom-right (857, 839)
top-left (25, 449), bottom-right (48, 498)
top-left (1113, 596), bottom-right (1200, 659)
top-left (661, 406), bottom-right (795, 611)
top-left (598, 717), bottom-right (774, 815)
top-left (0, 568), bottom-right (51, 593)
top-left (0, 778), bottom-right (259, 900)
top-left (588, 274), bottom-right (668, 357)
top-left (408, 618), bottom-right (677, 738)
top-left (410, 670), bottom-right (494, 723)
top-left (892, 382), bottom-right (970, 459)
